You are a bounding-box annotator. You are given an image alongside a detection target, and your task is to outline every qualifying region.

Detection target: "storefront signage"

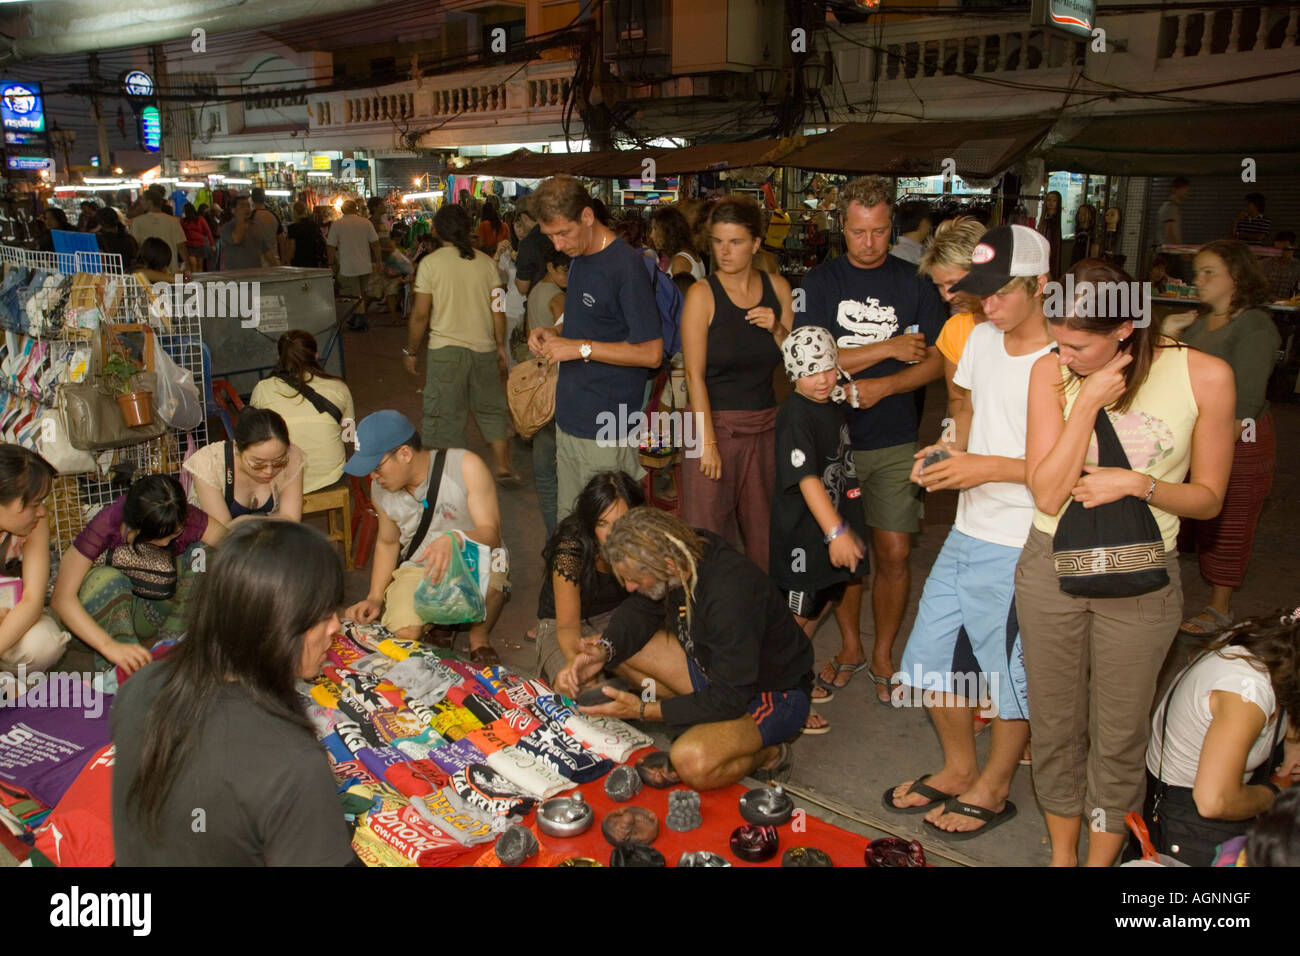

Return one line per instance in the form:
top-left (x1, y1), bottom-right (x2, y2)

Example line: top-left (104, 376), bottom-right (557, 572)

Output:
top-left (141, 106), bottom-right (161, 152)
top-left (123, 70), bottom-right (155, 98)
top-left (1031, 0), bottom-right (1096, 40)
top-left (312, 155), bottom-right (332, 170)
top-left (6, 155), bottom-right (52, 171)
top-left (1, 83), bottom-right (45, 133)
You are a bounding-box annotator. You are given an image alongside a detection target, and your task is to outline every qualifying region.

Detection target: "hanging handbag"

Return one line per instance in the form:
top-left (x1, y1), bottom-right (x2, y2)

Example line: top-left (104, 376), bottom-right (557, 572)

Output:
top-left (58, 375), bottom-right (167, 451)
top-left (506, 357), bottom-right (556, 440)
top-left (106, 540), bottom-right (178, 601)
top-left (1052, 407), bottom-right (1169, 598)
top-left (34, 407), bottom-right (97, 474)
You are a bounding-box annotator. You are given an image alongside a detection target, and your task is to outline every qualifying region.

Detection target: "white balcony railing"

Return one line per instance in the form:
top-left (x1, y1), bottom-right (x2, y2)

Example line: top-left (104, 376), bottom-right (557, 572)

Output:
top-left (311, 60), bottom-right (574, 135)
top-left (881, 30), bottom-right (1085, 80)
top-left (1158, 3), bottom-right (1300, 58)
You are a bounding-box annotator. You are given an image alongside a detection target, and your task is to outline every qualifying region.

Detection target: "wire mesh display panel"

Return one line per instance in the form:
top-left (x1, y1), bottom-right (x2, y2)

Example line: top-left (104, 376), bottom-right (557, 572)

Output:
top-left (0, 242), bottom-right (207, 560)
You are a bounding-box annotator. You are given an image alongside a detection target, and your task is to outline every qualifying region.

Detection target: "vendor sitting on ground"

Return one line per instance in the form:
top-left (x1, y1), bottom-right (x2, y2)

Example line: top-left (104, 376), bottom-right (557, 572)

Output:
top-left (535, 470), bottom-right (644, 684)
top-left (51, 475), bottom-right (226, 676)
top-left (0, 445), bottom-right (67, 686)
top-left (342, 410), bottom-right (509, 666)
top-left (184, 407), bottom-right (306, 524)
top-left (556, 507), bottom-right (814, 790)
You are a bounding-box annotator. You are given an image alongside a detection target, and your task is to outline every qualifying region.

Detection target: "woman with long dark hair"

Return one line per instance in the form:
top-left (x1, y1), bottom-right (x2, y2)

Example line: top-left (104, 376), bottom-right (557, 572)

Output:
top-left (52, 475), bottom-right (226, 675)
top-left (680, 196), bottom-right (791, 573)
top-left (184, 407), bottom-right (306, 524)
top-left (535, 470), bottom-right (645, 683)
top-left (404, 203), bottom-right (515, 481)
top-left (111, 520), bottom-right (354, 865)
top-left (1017, 258), bottom-right (1236, 866)
top-left (1164, 240), bottom-right (1281, 639)
top-left (651, 206), bottom-right (705, 279)
top-left (475, 199), bottom-right (509, 253)
top-left (94, 206), bottom-right (135, 269)
top-left (249, 330), bottom-right (354, 493)
top-left (1143, 611), bottom-right (1300, 866)
top-left (0, 445), bottom-right (66, 684)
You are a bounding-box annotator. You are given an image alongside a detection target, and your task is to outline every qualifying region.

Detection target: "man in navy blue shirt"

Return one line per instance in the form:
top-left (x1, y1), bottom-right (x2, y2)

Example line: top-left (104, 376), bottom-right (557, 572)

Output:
top-left (528, 176), bottom-right (662, 518)
top-left (796, 176), bottom-right (945, 706)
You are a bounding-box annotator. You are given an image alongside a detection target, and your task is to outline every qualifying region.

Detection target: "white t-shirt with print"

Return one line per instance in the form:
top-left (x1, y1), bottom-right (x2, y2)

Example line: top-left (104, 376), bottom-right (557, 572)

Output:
top-left (952, 321), bottom-right (1054, 548)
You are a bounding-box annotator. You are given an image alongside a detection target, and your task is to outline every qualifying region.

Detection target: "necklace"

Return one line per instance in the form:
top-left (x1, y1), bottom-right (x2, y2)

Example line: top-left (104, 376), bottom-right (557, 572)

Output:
top-left (590, 229), bottom-right (612, 256)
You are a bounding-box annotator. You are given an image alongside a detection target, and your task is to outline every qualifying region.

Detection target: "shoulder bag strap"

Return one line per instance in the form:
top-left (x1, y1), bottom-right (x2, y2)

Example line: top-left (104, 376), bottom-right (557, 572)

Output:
top-left (277, 373), bottom-right (343, 423)
top-left (223, 440), bottom-right (236, 507)
top-left (401, 449), bottom-right (446, 565)
top-left (1090, 405), bottom-right (1130, 470)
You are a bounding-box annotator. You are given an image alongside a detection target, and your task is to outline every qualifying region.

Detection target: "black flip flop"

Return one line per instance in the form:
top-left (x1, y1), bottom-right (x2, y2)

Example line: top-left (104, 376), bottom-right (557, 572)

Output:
top-left (924, 798), bottom-right (1018, 841)
top-left (881, 773), bottom-right (954, 814)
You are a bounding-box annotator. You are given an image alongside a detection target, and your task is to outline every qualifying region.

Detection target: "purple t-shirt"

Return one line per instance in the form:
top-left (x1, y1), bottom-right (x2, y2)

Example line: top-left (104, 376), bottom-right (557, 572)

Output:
top-left (72, 494), bottom-right (209, 561)
top-left (0, 678), bottom-right (112, 807)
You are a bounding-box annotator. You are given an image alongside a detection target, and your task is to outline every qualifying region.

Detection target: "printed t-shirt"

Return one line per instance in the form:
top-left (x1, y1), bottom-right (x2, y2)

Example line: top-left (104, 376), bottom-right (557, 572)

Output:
top-left (952, 322), bottom-right (1054, 548)
top-left (73, 495), bottom-right (208, 562)
top-left (797, 252), bottom-right (945, 450)
top-left (555, 237), bottom-right (662, 440)
top-left (412, 245), bottom-right (503, 353)
top-left (770, 392), bottom-right (868, 593)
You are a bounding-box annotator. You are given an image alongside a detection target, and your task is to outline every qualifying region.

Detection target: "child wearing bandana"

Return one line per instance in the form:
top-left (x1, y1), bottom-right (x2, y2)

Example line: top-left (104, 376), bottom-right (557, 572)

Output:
top-left (769, 326), bottom-right (869, 736)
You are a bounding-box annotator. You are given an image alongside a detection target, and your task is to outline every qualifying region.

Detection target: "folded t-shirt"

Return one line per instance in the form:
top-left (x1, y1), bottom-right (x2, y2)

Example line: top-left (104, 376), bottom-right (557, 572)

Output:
top-left (450, 763), bottom-right (536, 819)
top-left (485, 746), bottom-right (574, 799)
top-left (428, 738), bottom-right (488, 777)
top-left (384, 759), bottom-right (450, 798)
top-left (515, 720), bottom-right (613, 784)
top-left (562, 713), bottom-right (653, 763)
top-left (365, 803), bottom-right (469, 866)
top-left (413, 788), bottom-right (498, 846)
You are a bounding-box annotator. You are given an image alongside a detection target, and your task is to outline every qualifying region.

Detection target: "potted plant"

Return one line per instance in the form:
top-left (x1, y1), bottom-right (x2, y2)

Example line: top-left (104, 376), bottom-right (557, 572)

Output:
top-left (102, 351), bottom-right (154, 427)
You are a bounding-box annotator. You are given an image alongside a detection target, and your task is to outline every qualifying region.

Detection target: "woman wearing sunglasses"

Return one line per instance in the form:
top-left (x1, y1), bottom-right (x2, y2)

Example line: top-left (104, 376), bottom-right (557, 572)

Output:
top-left (184, 408), bottom-right (306, 526)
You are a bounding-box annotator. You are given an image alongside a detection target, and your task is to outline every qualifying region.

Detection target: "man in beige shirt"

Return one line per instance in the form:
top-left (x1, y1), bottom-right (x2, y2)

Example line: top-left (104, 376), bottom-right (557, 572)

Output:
top-left (128, 190), bottom-right (187, 274)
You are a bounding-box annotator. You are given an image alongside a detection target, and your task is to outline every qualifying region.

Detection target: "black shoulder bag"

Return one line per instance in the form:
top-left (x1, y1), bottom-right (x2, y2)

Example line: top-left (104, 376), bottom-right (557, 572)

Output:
top-left (277, 374), bottom-right (343, 423)
top-left (402, 450), bottom-right (447, 565)
top-left (1052, 407), bottom-right (1169, 598)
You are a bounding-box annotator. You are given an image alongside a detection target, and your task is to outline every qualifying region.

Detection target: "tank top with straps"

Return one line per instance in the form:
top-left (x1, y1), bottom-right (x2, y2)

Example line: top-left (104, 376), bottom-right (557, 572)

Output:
top-left (702, 270), bottom-right (783, 411)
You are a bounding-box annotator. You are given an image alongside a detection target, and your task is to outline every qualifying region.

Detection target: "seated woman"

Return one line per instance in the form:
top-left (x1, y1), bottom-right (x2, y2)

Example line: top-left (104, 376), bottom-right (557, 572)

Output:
top-left (111, 520), bottom-right (356, 866)
top-left (51, 475), bottom-right (225, 675)
top-left (1143, 611), bottom-right (1300, 866)
top-left (0, 446), bottom-right (67, 685)
top-left (184, 408), bottom-right (306, 525)
top-left (535, 471), bottom-right (644, 685)
top-left (249, 330), bottom-right (354, 494)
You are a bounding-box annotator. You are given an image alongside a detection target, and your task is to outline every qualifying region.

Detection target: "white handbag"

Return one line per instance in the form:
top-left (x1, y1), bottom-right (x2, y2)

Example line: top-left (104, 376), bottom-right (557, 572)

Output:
top-left (35, 407), bottom-right (96, 474)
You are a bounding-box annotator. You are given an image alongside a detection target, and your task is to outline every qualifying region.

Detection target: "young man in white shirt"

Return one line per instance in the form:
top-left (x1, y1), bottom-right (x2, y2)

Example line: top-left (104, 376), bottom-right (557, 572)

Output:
top-left (327, 201), bottom-right (381, 320)
top-left (884, 225), bottom-right (1055, 841)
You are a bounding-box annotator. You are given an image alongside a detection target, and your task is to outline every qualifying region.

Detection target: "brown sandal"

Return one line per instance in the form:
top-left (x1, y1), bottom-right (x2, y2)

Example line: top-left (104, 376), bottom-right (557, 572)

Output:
top-left (469, 645), bottom-right (500, 666)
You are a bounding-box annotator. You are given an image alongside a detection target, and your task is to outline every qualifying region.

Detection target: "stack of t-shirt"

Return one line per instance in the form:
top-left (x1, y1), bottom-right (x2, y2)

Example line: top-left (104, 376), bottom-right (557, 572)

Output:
top-left (299, 620), bottom-right (652, 866)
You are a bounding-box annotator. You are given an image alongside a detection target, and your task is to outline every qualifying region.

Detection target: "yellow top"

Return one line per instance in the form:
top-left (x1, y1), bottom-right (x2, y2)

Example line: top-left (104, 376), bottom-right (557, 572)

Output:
top-left (1032, 345), bottom-right (1199, 551)
top-left (936, 312), bottom-right (977, 365)
top-left (249, 374), bottom-right (354, 493)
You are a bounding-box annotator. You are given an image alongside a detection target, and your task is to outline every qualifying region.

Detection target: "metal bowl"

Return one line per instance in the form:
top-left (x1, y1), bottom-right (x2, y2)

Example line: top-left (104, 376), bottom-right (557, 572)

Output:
top-left (537, 792), bottom-right (595, 838)
top-left (739, 785), bottom-right (794, 826)
top-left (730, 824), bottom-right (779, 863)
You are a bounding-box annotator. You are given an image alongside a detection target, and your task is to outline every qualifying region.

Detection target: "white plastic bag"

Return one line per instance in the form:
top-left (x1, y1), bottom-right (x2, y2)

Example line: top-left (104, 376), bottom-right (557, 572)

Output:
top-left (151, 339), bottom-right (203, 431)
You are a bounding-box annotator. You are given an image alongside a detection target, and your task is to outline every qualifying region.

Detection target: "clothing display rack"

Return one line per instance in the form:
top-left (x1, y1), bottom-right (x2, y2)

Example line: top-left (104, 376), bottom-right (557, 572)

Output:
top-left (0, 243), bottom-right (208, 560)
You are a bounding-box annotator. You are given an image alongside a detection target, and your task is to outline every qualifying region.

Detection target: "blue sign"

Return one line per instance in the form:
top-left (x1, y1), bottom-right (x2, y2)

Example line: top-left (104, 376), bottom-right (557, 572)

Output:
top-left (3, 130), bottom-right (39, 146)
top-left (5, 155), bottom-right (52, 171)
top-left (140, 105), bottom-right (161, 152)
top-left (1, 83), bottom-right (45, 134)
top-left (123, 70), bottom-right (154, 98)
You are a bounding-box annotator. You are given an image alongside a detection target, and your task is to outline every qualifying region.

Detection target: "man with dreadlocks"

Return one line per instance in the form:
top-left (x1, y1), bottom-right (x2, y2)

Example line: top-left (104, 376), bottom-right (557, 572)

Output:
top-left (556, 507), bottom-right (814, 790)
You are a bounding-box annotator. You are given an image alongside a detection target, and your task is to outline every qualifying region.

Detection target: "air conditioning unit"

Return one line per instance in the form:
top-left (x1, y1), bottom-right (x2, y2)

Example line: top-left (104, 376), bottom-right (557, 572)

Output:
top-left (603, 0), bottom-right (672, 78)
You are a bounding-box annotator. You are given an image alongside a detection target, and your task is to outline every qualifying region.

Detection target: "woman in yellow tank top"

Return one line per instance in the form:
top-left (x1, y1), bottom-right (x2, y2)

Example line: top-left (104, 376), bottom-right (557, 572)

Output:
top-left (1017, 259), bottom-right (1237, 867)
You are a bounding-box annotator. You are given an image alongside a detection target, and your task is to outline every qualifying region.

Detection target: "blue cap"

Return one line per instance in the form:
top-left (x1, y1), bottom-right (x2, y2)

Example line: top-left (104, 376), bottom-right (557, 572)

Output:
top-left (343, 410), bottom-right (419, 476)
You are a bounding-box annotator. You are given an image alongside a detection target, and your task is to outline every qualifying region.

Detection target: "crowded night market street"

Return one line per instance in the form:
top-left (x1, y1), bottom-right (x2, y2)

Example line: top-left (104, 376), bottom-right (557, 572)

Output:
top-left (0, 0), bottom-right (1297, 928)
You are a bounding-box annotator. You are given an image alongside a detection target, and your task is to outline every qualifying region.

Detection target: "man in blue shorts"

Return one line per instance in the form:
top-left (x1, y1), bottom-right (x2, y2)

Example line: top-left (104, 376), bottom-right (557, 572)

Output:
top-left (555, 507), bottom-right (814, 790)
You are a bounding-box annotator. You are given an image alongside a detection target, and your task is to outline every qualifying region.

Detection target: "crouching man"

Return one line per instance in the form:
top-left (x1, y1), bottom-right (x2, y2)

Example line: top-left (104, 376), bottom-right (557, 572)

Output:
top-left (556, 507), bottom-right (813, 789)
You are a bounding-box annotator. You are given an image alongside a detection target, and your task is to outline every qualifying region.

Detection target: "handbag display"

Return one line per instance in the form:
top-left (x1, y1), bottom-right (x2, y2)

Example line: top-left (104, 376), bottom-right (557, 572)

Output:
top-left (1052, 407), bottom-right (1169, 598)
top-left (506, 357), bottom-right (556, 440)
top-left (34, 407), bottom-right (97, 474)
top-left (59, 375), bottom-right (167, 451)
top-left (106, 540), bottom-right (178, 601)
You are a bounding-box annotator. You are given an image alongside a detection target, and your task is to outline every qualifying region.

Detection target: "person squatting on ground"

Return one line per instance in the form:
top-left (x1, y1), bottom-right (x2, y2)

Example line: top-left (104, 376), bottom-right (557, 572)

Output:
top-left (556, 507), bottom-right (814, 790)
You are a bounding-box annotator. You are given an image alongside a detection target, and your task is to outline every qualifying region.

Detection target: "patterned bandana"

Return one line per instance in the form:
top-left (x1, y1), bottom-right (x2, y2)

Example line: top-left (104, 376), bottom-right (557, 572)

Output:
top-left (780, 326), bottom-right (856, 406)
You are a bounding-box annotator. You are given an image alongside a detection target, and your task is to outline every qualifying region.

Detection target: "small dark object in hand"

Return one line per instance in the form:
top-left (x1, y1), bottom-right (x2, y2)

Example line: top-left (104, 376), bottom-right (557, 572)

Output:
top-left (665, 789), bottom-right (702, 832)
top-left (576, 677), bottom-right (630, 708)
top-left (782, 846), bottom-right (834, 867)
top-left (730, 824), bottom-right (779, 863)
top-left (864, 836), bottom-right (926, 867)
top-left (635, 750), bottom-right (680, 789)
top-left (601, 805), bottom-right (659, 846)
top-left (609, 843), bottom-right (665, 867)
top-left (495, 824), bottom-right (538, 866)
top-left (603, 765), bottom-right (643, 802)
top-left (923, 448), bottom-right (951, 468)
top-left (739, 785), bottom-right (794, 826)
top-left (678, 850), bottom-right (731, 867)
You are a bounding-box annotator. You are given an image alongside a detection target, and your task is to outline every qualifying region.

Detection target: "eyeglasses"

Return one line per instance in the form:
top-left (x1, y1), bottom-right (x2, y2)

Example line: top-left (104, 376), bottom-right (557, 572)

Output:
top-left (370, 451), bottom-right (395, 476)
top-left (241, 451), bottom-right (290, 473)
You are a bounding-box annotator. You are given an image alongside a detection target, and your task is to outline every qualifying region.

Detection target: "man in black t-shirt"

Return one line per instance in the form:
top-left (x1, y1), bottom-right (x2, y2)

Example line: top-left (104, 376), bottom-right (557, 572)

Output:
top-left (513, 198), bottom-right (553, 295)
top-left (796, 176), bottom-right (945, 705)
top-left (556, 508), bottom-right (813, 790)
top-left (527, 176), bottom-right (662, 519)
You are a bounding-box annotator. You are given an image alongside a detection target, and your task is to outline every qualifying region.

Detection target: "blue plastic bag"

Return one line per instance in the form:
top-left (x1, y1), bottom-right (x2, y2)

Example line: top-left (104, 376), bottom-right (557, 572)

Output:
top-left (413, 533), bottom-right (486, 625)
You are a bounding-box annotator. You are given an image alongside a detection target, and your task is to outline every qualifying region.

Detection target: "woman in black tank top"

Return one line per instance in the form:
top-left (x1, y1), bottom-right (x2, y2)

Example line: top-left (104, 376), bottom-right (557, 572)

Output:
top-left (680, 196), bottom-right (793, 573)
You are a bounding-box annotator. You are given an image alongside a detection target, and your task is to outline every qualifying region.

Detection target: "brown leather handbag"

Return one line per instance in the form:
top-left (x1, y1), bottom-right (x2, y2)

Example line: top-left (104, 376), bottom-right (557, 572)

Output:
top-left (506, 358), bottom-right (556, 440)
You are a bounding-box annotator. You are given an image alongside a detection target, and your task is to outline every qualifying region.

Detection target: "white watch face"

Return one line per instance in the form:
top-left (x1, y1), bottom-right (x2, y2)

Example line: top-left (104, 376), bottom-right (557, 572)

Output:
top-left (580, 343), bottom-right (592, 358)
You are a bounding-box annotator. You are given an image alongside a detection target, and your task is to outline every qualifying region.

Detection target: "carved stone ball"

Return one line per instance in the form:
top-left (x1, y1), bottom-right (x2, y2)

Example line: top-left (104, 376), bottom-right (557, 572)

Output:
top-left (664, 788), bottom-right (702, 832)
top-left (603, 765), bottom-right (643, 802)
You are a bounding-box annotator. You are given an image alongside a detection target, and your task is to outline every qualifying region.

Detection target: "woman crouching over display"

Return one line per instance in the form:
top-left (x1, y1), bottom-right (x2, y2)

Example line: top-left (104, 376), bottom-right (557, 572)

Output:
top-left (52, 475), bottom-right (226, 675)
top-left (111, 520), bottom-right (357, 866)
top-left (1140, 610), bottom-right (1300, 866)
top-left (1017, 259), bottom-right (1236, 867)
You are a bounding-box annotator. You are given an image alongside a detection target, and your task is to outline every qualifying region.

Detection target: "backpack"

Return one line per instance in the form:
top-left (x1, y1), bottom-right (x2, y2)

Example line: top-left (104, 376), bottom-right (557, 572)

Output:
top-left (643, 257), bottom-right (683, 359)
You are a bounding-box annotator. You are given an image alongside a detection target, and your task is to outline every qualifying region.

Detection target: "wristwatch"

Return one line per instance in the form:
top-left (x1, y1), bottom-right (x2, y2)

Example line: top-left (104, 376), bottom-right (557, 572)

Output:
top-left (579, 340), bottom-right (594, 362)
top-left (401, 346), bottom-right (416, 357)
